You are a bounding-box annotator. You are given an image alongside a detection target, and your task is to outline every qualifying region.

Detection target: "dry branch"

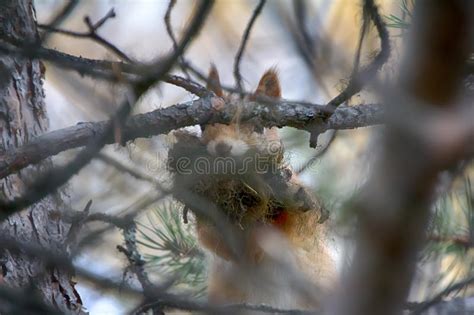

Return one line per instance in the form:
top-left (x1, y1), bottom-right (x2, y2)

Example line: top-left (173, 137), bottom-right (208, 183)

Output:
top-left (0, 0), bottom-right (215, 219)
top-left (233, 0), bottom-right (266, 92)
top-left (0, 99), bottom-right (383, 180)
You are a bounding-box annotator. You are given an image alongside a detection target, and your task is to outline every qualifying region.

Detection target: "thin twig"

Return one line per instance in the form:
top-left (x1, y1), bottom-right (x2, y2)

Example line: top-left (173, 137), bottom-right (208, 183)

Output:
top-left (352, 3), bottom-right (370, 78)
top-left (0, 0), bottom-right (214, 221)
top-left (97, 152), bottom-right (169, 194)
top-left (309, 0), bottom-right (389, 147)
top-left (233, 0), bottom-right (266, 92)
top-left (66, 199), bottom-right (93, 246)
top-left (164, 0), bottom-right (191, 79)
top-left (39, 8), bottom-right (133, 63)
top-left (74, 192), bottom-right (167, 254)
top-left (0, 36), bottom-right (210, 97)
top-left (325, 0), bottom-right (390, 110)
top-left (411, 275), bottom-right (474, 315)
top-left (165, 74), bottom-right (210, 97)
top-left (297, 130), bottom-right (337, 174)
top-left (184, 59), bottom-right (250, 95)
top-left (289, 0), bottom-right (331, 98)
top-left (40, 0), bottom-right (80, 42)
top-left (133, 299), bottom-right (315, 315)
top-left (97, 153), bottom-right (158, 185)
top-left (118, 222), bottom-right (164, 315)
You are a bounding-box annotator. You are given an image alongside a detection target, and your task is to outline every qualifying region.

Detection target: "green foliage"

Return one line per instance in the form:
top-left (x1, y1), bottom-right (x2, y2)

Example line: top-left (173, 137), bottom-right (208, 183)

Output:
top-left (384, 0), bottom-right (413, 33)
top-left (137, 202), bottom-right (207, 297)
top-left (422, 175), bottom-right (474, 292)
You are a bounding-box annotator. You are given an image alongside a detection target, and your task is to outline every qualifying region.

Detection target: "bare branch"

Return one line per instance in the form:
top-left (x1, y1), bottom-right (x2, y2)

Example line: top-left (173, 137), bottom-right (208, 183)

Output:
top-left (74, 192), bottom-right (167, 254)
top-left (133, 299), bottom-right (315, 315)
top-left (297, 130), bottom-right (337, 174)
top-left (39, 8), bottom-right (133, 63)
top-left (411, 276), bottom-right (474, 314)
top-left (164, 73), bottom-right (210, 97)
top-left (307, 0), bottom-right (390, 147)
top-left (0, 36), bottom-right (210, 97)
top-left (0, 99), bottom-right (383, 180)
top-left (0, 0), bottom-right (215, 221)
top-left (325, 0), bottom-right (390, 110)
top-left (40, 0), bottom-right (80, 42)
top-left (164, 0), bottom-right (191, 79)
top-left (233, 0), bottom-right (266, 92)
top-left (288, 0), bottom-right (331, 97)
top-left (96, 153), bottom-right (158, 185)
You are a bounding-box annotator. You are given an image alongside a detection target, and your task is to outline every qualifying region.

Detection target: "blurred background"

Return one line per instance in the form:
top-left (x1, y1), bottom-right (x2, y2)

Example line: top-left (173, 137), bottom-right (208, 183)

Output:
top-left (33, 0), bottom-right (473, 313)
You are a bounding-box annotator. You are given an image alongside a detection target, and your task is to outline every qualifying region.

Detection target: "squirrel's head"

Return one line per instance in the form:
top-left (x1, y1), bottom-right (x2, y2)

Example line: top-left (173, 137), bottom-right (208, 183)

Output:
top-left (202, 65), bottom-right (282, 157)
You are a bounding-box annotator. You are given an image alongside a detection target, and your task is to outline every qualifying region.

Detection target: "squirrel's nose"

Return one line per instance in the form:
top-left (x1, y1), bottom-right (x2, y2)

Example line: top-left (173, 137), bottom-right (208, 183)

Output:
top-left (215, 142), bottom-right (233, 156)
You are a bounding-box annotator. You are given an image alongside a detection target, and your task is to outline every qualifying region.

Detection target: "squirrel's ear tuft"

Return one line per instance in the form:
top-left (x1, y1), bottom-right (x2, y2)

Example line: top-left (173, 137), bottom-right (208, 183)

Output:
top-left (207, 64), bottom-right (224, 97)
top-left (254, 68), bottom-right (281, 99)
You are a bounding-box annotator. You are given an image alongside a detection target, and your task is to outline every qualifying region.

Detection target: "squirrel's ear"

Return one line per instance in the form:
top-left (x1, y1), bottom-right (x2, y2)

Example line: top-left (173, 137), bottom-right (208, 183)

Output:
top-left (207, 64), bottom-right (224, 97)
top-left (254, 68), bottom-right (281, 99)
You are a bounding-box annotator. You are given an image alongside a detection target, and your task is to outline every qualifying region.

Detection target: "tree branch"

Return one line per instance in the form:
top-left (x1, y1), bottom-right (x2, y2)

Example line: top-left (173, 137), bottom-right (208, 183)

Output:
top-left (0, 37), bottom-right (210, 97)
top-left (164, 0), bottom-right (191, 79)
top-left (233, 0), bottom-right (266, 92)
top-left (40, 0), bottom-right (80, 42)
top-left (39, 8), bottom-right (133, 63)
top-left (0, 98), bottom-right (383, 180)
top-left (0, 0), bottom-right (215, 220)
top-left (306, 0), bottom-right (390, 148)
top-left (325, 0), bottom-right (390, 110)
top-left (411, 276), bottom-right (474, 314)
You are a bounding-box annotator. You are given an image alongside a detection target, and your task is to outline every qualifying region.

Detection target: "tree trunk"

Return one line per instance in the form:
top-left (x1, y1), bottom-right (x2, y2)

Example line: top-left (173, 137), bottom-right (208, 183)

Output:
top-left (0, 0), bottom-right (83, 313)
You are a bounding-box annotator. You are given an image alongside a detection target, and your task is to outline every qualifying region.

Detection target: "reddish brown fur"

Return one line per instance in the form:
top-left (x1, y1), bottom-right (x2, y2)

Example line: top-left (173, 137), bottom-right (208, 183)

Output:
top-left (253, 68), bottom-right (281, 99)
top-left (207, 64), bottom-right (224, 97)
top-left (198, 67), bottom-right (335, 310)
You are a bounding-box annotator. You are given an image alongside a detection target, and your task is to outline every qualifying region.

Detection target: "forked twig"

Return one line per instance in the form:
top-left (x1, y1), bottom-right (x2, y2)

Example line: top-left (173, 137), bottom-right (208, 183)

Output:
top-left (0, 0), bottom-right (215, 220)
top-left (39, 8), bottom-right (132, 63)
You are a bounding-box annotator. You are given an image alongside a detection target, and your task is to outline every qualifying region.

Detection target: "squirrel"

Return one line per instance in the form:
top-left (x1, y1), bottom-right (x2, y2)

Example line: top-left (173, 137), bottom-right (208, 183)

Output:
top-left (169, 66), bottom-right (336, 311)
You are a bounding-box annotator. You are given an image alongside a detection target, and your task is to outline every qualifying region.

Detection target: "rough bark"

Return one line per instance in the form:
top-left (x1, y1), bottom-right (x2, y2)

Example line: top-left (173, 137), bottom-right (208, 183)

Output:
top-left (0, 100), bottom-right (382, 180)
top-left (0, 0), bottom-right (83, 313)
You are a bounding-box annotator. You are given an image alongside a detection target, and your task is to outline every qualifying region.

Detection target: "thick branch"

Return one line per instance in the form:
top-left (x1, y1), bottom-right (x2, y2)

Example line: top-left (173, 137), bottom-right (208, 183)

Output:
top-left (0, 99), bottom-right (382, 179)
top-left (1, 26), bottom-right (211, 98)
top-left (0, 0), bottom-right (214, 220)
